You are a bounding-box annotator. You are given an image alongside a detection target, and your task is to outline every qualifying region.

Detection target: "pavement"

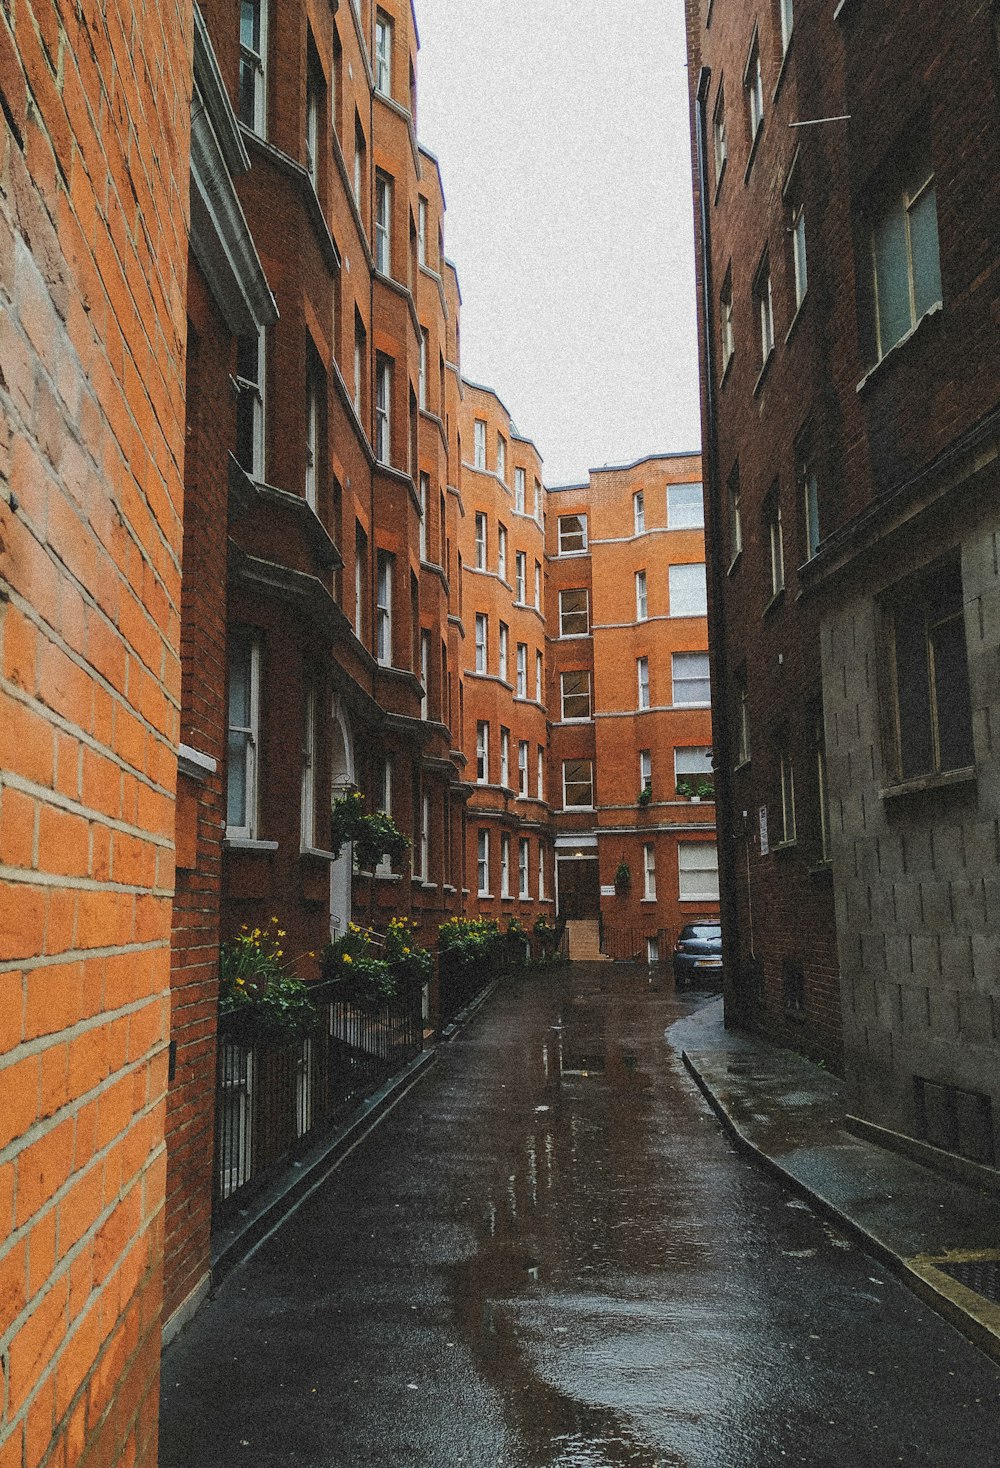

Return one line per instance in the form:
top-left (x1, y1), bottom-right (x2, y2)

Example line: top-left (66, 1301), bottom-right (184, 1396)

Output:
top-left (674, 997), bottom-right (1000, 1367)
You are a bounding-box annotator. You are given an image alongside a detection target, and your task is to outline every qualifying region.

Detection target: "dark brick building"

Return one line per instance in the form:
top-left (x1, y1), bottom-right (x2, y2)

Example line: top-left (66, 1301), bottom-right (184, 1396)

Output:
top-left (686, 0), bottom-right (1000, 1165)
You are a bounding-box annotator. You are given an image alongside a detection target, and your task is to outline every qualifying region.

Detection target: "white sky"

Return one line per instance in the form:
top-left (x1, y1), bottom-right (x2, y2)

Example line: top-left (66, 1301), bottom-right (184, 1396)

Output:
top-left (413, 0), bottom-right (702, 486)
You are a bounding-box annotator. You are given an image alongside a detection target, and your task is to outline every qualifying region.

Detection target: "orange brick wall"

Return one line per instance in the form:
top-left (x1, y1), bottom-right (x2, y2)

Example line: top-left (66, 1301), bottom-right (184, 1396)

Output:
top-left (0, 1), bottom-right (191, 1464)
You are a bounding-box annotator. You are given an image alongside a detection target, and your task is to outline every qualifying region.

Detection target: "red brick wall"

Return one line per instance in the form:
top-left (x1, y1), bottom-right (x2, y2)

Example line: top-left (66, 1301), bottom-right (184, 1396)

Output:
top-left (0, 0), bottom-right (191, 1464)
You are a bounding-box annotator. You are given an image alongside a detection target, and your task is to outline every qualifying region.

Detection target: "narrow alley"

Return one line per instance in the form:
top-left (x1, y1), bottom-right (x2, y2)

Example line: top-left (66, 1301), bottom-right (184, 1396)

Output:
top-left (158, 967), bottom-right (1000, 1468)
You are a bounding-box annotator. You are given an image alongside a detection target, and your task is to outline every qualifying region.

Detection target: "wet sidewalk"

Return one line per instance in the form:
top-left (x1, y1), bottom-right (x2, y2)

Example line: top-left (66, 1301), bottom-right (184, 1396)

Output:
top-left (676, 998), bottom-right (1000, 1365)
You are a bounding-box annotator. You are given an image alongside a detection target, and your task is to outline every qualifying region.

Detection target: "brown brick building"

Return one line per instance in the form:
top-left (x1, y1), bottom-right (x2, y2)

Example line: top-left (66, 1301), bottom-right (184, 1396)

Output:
top-left (546, 456), bottom-right (719, 961)
top-left (687, 0), bottom-right (1000, 1159)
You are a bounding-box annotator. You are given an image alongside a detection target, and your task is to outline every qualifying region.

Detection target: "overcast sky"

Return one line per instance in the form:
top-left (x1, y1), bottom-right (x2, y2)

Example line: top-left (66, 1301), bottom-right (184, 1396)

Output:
top-left (414, 0), bottom-right (702, 486)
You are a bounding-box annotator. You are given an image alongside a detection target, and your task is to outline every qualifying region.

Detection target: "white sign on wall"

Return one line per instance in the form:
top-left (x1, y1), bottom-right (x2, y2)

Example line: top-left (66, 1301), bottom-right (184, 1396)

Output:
top-left (759, 806), bottom-right (769, 857)
top-left (600, 885), bottom-right (616, 897)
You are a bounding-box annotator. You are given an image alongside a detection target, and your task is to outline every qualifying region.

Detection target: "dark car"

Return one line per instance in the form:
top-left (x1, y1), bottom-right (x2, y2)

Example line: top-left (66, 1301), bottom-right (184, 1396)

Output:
top-left (672, 922), bottom-right (723, 989)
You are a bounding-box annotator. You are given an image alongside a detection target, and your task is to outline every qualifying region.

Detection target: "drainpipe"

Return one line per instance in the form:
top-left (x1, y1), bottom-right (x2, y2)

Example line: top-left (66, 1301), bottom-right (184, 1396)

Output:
top-left (693, 66), bottom-right (747, 1029)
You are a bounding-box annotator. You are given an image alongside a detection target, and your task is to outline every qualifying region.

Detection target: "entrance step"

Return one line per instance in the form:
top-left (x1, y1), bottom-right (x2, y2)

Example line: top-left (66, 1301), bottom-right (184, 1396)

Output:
top-left (564, 920), bottom-right (611, 962)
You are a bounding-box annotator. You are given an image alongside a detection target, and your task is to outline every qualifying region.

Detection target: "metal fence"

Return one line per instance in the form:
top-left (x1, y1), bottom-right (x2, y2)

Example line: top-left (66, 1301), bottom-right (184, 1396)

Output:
top-left (214, 979), bottom-right (423, 1219)
top-left (599, 926), bottom-right (674, 964)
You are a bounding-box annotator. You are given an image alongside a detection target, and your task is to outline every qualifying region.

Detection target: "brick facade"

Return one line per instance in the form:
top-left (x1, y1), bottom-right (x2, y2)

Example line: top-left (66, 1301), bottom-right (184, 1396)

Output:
top-left (0, 0), bottom-right (192, 1463)
top-left (687, 0), bottom-right (1000, 1139)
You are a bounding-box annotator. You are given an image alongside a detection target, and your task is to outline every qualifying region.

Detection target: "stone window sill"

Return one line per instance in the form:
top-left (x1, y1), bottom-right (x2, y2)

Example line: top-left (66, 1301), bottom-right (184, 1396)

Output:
top-left (225, 837), bottom-right (278, 852)
top-left (856, 303), bottom-right (942, 397)
top-left (881, 765), bottom-right (976, 802)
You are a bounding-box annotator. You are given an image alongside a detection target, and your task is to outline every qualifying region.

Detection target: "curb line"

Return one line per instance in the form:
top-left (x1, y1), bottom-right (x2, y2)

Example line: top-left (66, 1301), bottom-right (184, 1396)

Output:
top-left (681, 1050), bottom-right (1000, 1370)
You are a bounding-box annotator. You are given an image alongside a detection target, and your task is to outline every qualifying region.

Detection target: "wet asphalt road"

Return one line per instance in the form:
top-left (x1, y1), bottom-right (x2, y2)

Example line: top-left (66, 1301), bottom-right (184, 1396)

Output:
top-left (159, 965), bottom-right (1000, 1467)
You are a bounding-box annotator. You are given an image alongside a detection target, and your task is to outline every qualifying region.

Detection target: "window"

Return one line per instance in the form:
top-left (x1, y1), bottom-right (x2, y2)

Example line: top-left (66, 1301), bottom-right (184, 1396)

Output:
top-left (537, 747), bottom-right (544, 801)
top-left (418, 329), bottom-right (428, 410)
top-left (418, 473), bottom-right (429, 560)
top-left (374, 9), bottom-right (392, 95)
top-left (870, 149), bottom-right (942, 361)
top-left (736, 676), bottom-right (751, 764)
top-left (559, 589), bottom-right (589, 637)
top-left (534, 479), bottom-right (543, 522)
top-left (519, 838), bottom-right (530, 898)
top-left (713, 83), bottom-right (727, 184)
top-left (475, 512), bottom-right (487, 570)
top-left (768, 494), bottom-right (785, 597)
top-left (558, 514), bottom-right (587, 554)
top-left (534, 561), bottom-right (541, 610)
top-left (500, 834), bottom-right (511, 897)
top-left (376, 552), bottom-right (393, 665)
top-left (351, 318), bottom-right (367, 424)
top-left (720, 267), bottom-right (735, 373)
top-left (235, 329), bottom-right (265, 480)
top-left (239, 0), bottom-right (267, 134)
top-left (375, 757), bottom-right (393, 873)
top-left (497, 435), bottom-right (506, 485)
top-left (417, 197), bottom-right (427, 264)
top-left (791, 202), bottom-right (808, 310)
top-left (801, 459), bottom-right (821, 560)
top-left (498, 524), bottom-right (507, 582)
top-left (515, 551), bottom-right (527, 602)
top-left (518, 739), bottom-right (529, 795)
top-left (668, 483), bottom-right (705, 529)
top-left (514, 467), bottom-right (525, 513)
top-left (744, 32), bottom-right (764, 144)
top-left (562, 760), bottom-right (594, 809)
top-left (516, 643), bottom-right (527, 698)
top-left (477, 829), bottom-right (490, 895)
top-left (474, 419), bottom-right (487, 469)
top-left (883, 554), bottom-right (974, 782)
top-left (227, 636), bottom-right (260, 838)
top-left (679, 842), bottom-right (720, 901)
top-left (498, 621), bottom-right (508, 683)
top-left (669, 563), bottom-right (708, 618)
top-left (420, 791), bottom-right (430, 880)
top-left (304, 364), bottom-right (319, 510)
top-left (754, 254), bottom-right (774, 365)
top-left (535, 649), bottom-right (543, 702)
top-left (634, 491), bottom-right (645, 535)
top-left (643, 843), bottom-right (656, 901)
top-left (640, 749), bottom-right (652, 795)
top-left (475, 613), bottom-right (488, 673)
top-left (779, 747), bottom-right (797, 844)
top-left (637, 657), bottom-right (650, 710)
top-left (353, 119), bottom-right (365, 208)
top-left (538, 844), bottom-right (546, 898)
top-left (500, 728), bottom-right (510, 788)
top-left (476, 722), bottom-right (489, 783)
top-left (561, 670), bottom-right (592, 721)
top-left (728, 465), bottom-right (742, 562)
top-left (815, 714), bottom-right (831, 863)
top-left (672, 652), bottom-right (711, 706)
top-left (420, 630), bottom-right (430, 719)
top-left (375, 354), bottom-right (391, 463)
top-left (780, 0), bottom-right (794, 55)
top-left (675, 747), bottom-right (714, 784)
top-left (300, 681), bottom-right (317, 848)
top-left (354, 523), bottom-right (367, 641)
top-left (646, 937), bottom-right (659, 965)
top-left (305, 56), bottom-right (319, 186)
top-left (375, 172), bottom-right (392, 275)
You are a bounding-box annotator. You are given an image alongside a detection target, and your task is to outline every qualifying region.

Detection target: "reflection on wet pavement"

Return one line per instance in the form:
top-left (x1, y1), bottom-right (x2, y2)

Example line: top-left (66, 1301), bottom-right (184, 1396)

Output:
top-left (159, 965), bottom-right (1000, 1468)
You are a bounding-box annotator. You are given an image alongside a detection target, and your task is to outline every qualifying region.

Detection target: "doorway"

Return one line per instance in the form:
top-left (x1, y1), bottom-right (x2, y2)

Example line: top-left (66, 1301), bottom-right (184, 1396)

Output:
top-left (556, 856), bottom-right (600, 920)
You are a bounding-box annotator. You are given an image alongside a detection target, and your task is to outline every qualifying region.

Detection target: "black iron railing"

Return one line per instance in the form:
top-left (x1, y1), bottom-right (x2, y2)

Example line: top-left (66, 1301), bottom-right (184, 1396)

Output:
top-left (214, 978), bottom-right (423, 1219)
top-left (600, 927), bottom-right (673, 963)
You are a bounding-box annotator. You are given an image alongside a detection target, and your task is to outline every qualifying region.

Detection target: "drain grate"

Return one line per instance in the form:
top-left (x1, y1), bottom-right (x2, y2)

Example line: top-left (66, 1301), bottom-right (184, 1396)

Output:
top-left (934, 1258), bottom-right (1000, 1305)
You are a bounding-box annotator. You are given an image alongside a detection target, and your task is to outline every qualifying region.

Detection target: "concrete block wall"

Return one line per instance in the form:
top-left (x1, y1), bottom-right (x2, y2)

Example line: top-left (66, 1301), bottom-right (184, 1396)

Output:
top-left (0, 0), bottom-right (192, 1463)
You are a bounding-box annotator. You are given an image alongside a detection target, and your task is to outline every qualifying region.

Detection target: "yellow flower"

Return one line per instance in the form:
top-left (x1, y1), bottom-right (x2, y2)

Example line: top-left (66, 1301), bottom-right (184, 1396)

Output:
top-left (278, 930), bottom-right (286, 937)
top-left (309, 951), bottom-right (316, 958)
top-left (343, 954), bottom-right (353, 964)
top-left (402, 947), bottom-right (411, 956)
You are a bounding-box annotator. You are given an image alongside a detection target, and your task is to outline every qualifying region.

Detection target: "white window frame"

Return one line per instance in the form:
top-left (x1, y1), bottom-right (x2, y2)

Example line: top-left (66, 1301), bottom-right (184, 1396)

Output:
top-left (498, 525), bottom-right (507, 582)
top-left (636, 570), bottom-right (648, 622)
top-left (515, 551), bottom-right (527, 603)
top-left (802, 461), bottom-right (821, 560)
top-left (534, 479), bottom-right (542, 523)
top-left (780, 0), bottom-right (794, 55)
top-left (675, 746), bottom-right (714, 783)
top-left (518, 838), bottom-right (530, 899)
top-left (239, 0), bottom-right (268, 136)
top-left (418, 328), bottom-right (428, 410)
top-left (713, 83), bottom-right (727, 182)
top-left (537, 747), bottom-right (544, 801)
top-left (721, 271), bottom-right (735, 372)
top-left (560, 670), bottom-right (591, 722)
top-left (633, 491), bottom-right (645, 535)
top-left (518, 739), bottom-right (529, 796)
top-left (305, 368), bottom-right (319, 510)
top-left (420, 629), bottom-right (430, 720)
top-left (500, 833), bottom-right (511, 898)
top-left (420, 790), bottom-right (430, 880)
top-left (514, 467), bottom-right (525, 513)
top-left (672, 652), bottom-right (711, 707)
top-left (871, 164), bottom-right (942, 362)
top-left (679, 842), bottom-right (720, 902)
top-left (669, 563), bottom-right (708, 618)
top-left (637, 657), bottom-right (650, 711)
top-left (474, 419), bottom-right (487, 469)
top-left (538, 844), bottom-right (546, 898)
top-left (755, 257), bottom-right (774, 363)
top-left (376, 552), bottom-right (393, 666)
top-left (375, 172), bottom-right (392, 275)
top-left (640, 749), bottom-right (652, 794)
top-left (534, 560), bottom-right (541, 610)
top-left (643, 843), bottom-right (656, 901)
top-left (562, 759), bottom-right (594, 810)
top-left (418, 197), bottom-right (427, 264)
top-left (535, 649), bottom-right (543, 703)
top-left (353, 124), bottom-right (364, 207)
top-left (305, 64), bottom-right (319, 186)
top-left (475, 613), bottom-right (488, 673)
top-left (498, 621), bottom-right (508, 683)
top-left (516, 643), bottom-right (527, 699)
top-left (375, 355), bottom-right (391, 463)
top-left (374, 9), bottom-right (392, 95)
top-left (353, 323), bottom-right (364, 415)
top-left (500, 727), bottom-right (510, 788)
top-left (475, 512), bottom-right (487, 570)
top-left (418, 473), bottom-right (429, 561)
top-left (235, 328), bottom-right (266, 482)
top-left (729, 476), bottom-right (742, 560)
top-left (745, 33), bottom-right (764, 142)
top-left (558, 588), bottom-right (589, 638)
top-left (668, 483), bottom-right (705, 529)
top-left (476, 722), bottom-right (489, 784)
top-left (477, 829), bottom-right (490, 896)
top-left (497, 435), bottom-right (506, 485)
top-left (792, 203), bottom-right (808, 309)
top-left (558, 514), bottom-right (588, 555)
top-left (769, 499), bottom-right (785, 596)
top-left (227, 637), bottom-right (261, 840)
top-left (300, 680), bottom-right (317, 850)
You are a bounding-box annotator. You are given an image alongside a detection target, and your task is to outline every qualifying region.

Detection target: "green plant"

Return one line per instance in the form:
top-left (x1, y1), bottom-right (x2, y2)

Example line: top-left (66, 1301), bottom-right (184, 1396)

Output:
top-left (637, 785), bottom-right (653, 806)
top-left (219, 918), bottom-right (317, 1046)
top-left (329, 791), bottom-right (410, 872)
top-left (675, 779), bottom-right (695, 798)
top-left (614, 858), bottom-right (631, 893)
top-left (438, 915), bottom-right (504, 971)
top-left (695, 779), bottom-right (715, 800)
top-left (383, 916), bottom-right (433, 986)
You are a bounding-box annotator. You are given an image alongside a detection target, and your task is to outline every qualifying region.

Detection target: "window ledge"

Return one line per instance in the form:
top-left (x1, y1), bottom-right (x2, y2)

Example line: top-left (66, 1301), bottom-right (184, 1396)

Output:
top-left (640, 897), bottom-right (658, 905)
top-left (753, 348), bottom-right (775, 397)
top-left (808, 860), bottom-right (834, 880)
top-left (178, 743), bottom-right (218, 781)
top-left (477, 891), bottom-right (493, 899)
top-left (833, 0), bottom-right (860, 19)
top-left (774, 838), bottom-right (798, 854)
top-left (784, 292), bottom-right (808, 345)
top-left (733, 758), bottom-right (752, 773)
top-left (727, 548), bottom-right (743, 576)
top-left (880, 766), bottom-right (976, 802)
top-left (719, 353), bottom-right (734, 389)
top-left (225, 837), bottom-right (279, 853)
top-left (713, 158), bottom-right (727, 206)
top-left (772, 36), bottom-right (794, 104)
top-left (762, 586), bottom-right (785, 617)
top-left (743, 122), bottom-right (763, 185)
top-left (679, 896), bottom-right (720, 904)
top-left (442, 884), bottom-right (457, 895)
top-left (856, 303), bottom-right (942, 397)
top-left (299, 846), bottom-right (338, 862)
